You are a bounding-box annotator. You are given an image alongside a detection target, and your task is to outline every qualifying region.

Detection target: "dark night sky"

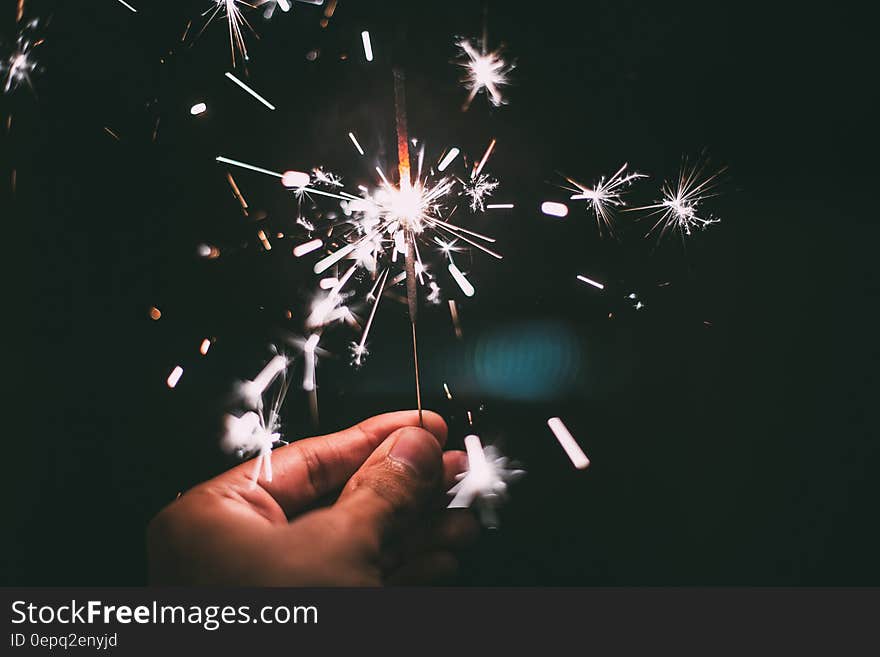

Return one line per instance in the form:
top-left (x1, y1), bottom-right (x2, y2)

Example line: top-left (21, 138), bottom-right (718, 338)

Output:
top-left (5, 1), bottom-right (878, 585)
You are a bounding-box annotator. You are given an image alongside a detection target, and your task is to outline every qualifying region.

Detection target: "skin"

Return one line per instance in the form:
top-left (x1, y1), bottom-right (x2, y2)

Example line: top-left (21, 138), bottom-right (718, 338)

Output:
top-left (148, 410), bottom-right (479, 585)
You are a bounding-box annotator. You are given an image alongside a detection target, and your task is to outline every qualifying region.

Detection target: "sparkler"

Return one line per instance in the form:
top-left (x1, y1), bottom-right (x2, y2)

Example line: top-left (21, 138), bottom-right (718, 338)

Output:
top-left (456, 38), bottom-right (513, 111)
top-left (447, 434), bottom-right (525, 528)
top-left (563, 163), bottom-right (647, 238)
top-left (633, 157), bottom-right (726, 242)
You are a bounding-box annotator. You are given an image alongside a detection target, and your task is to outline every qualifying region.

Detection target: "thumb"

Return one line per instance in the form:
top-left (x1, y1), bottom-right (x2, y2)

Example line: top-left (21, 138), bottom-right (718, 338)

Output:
top-left (334, 425), bottom-right (444, 543)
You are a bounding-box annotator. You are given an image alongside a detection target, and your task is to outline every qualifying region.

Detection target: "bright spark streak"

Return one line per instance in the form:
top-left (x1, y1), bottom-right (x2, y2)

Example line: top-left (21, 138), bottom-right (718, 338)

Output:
top-left (319, 277), bottom-right (338, 290)
top-left (216, 156), bottom-right (281, 177)
top-left (443, 382), bottom-right (452, 400)
top-left (116, 0), bottom-right (137, 12)
top-left (166, 365), bottom-right (184, 388)
top-left (224, 71), bottom-right (275, 110)
top-left (541, 201), bottom-right (568, 218)
top-left (190, 102), bottom-right (207, 115)
top-left (565, 163), bottom-right (647, 237)
top-left (457, 39), bottom-right (513, 111)
top-left (577, 274), bottom-right (605, 290)
top-left (241, 354), bottom-right (288, 406)
top-left (348, 132), bottom-right (365, 156)
top-left (473, 138), bottom-right (496, 179)
top-left (448, 299), bottom-right (463, 339)
top-left (293, 239), bottom-right (323, 257)
top-left (203, 1), bottom-right (255, 67)
top-left (486, 203), bottom-right (514, 209)
top-left (351, 269), bottom-right (388, 366)
top-left (199, 338), bottom-right (212, 355)
top-left (448, 263), bottom-right (475, 297)
top-left (547, 417), bottom-right (590, 470)
top-left (360, 30), bottom-right (373, 62)
top-left (437, 147), bottom-right (460, 172)
top-left (303, 334), bottom-right (320, 391)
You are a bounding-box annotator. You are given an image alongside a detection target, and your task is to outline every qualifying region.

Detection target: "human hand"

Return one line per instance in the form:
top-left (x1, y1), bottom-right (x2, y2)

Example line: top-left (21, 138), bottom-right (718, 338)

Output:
top-left (147, 411), bottom-right (478, 585)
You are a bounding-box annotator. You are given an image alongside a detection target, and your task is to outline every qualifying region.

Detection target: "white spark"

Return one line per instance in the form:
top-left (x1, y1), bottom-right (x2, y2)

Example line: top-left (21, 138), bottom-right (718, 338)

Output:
top-left (202, 1), bottom-right (256, 67)
top-left (437, 147), bottom-right (460, 172)
top-left (547, 417), bottom-right (590, 470)
top-left (166, 365), bottom-right (184, 388)
top-left (116, 0), bottom-right (138, 12)
top-left (447, 435), bottom-right (525, 528)
top-left (360, 30), bottom-right (373, 62)
top-left (541, 201), bottom-right (569, 218)
top-left (635, 157), bottom-right (726, 241)
top-left (461, 173), bottom-right (499, 212)
top-left (190, 102), bottom-right (208, 115)
top-left (576, 274), bottom-right (604, 290)
top-left (565, 163), bottom-right (647, 238)
top-left (293, 238), bottom-right (323, 257)
top-left (456, 39), bottom-right (513, 111)
top-left (224, 71), bottom-right (275, 110)
top-left (348, 131), bottom-right (365, 156)
top-left (448, 263), bottom-right (475, 297)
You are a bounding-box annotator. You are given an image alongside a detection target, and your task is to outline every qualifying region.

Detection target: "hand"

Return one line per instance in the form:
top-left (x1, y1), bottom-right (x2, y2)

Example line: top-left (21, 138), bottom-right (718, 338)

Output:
top-left (147, 411), bottom-right (479, 585)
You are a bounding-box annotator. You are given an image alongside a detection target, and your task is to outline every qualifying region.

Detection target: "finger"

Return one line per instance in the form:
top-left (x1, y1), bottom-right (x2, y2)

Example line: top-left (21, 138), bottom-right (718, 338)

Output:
top-left (216, 410), bottom-right (447, 516)
top-left (334, 425), bottom-right (444, 549)
top-left (386, 552), bottom-right (459, 585)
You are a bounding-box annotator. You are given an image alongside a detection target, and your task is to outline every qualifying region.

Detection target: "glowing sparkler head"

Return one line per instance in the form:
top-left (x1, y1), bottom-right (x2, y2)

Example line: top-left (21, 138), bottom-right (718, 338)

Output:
top-left (565, 163), bottom-right (647, 238)
top-left (456, 39), bottom-right (514, 110)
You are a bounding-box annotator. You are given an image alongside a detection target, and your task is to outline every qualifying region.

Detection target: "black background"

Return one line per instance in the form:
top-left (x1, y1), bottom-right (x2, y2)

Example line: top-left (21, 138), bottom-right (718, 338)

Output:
top-left (4, 0), bottom-right (877, 585)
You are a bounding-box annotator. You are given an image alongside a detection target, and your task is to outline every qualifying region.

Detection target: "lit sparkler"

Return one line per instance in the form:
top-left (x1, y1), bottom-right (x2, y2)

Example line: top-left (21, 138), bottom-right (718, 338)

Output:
top-left (634, 157), bottom-right (726, 242)
top-left (563, 163), bottom-right (647, 238)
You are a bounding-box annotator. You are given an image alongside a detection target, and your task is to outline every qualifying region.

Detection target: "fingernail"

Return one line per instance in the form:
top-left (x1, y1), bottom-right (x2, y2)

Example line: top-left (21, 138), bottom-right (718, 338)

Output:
top-left (388, 429), bottom-right (439, 478)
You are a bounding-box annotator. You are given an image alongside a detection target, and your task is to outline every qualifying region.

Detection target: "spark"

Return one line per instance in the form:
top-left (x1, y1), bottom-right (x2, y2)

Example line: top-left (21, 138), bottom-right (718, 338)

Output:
top-left (437, 147), bottom-right (460, 172)
top-left (103, 127), bottom-right (120, 141)
top-left (217, 155), bottom-right (281, 178)
top-left (149, 307), bottom-right (162, 320)
top-left (2, 20), bottom-right (41, 94)
top-left (116, 0), bottom-right (138, 12)
top-left (547, 417), bottom-right (590, 470)
top-left (281, 170), bottom-right (310, 188)
top-left (461, 173), bottom-right (498, 212)
top-left (222, 353), bottom-right (291, 483)
top-left (360, 30), bottom-right (373, 62)
top-left (166, 366), bottom-right (184, 388)
top-left (447, 434), bottom-right (525, 528)
top-left (190, 102), bottom-right (207, 115)
top-left (226, 172), bottom-right (249, 214)
top-left (224, 71), bottom-right (275, 110)
top-left (564, 163), bottom-right (647, 238)
top-left (351, 269), bottom-right (388, 367)
top-left (486, 203), bottom-right (514, 209)
top-left (448, 299), bottom-right (463, 339)
top-left (443, 382), bottom-right (452, 400)
top-left (541, 201), bottom-right (568, 218)
top-left (576, 274), bottom-right (604, 290)
top-left (448, 263), bottom-right (475, 297)
top-left (201, 1), bottom-right (255, 68)
top-left (199, 338), bottom-right (212, 355)
top-left (348, 132), bottom-right (365, 156)
top-left (293, 238), bottom-right (322, 257)
top-left (634, 157), bottom-right (726, 241)
top-left (456, 39), bottom-right (513, 111)
top-left (472, 138), bottom-right (496, 178)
